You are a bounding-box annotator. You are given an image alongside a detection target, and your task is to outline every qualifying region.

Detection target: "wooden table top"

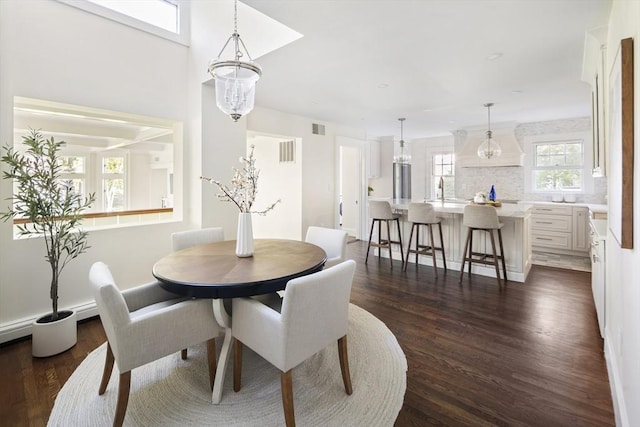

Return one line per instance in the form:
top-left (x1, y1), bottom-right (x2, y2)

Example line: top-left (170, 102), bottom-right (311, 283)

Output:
top-left (153, 239), bottom-right (327, 298)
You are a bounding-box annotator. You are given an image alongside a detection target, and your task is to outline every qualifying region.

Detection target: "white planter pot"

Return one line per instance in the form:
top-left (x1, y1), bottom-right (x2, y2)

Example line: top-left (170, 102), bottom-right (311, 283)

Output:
top-left (32, 310), bottom-right (77, 357)
top-left (236, 212), bottom-right (254, 257)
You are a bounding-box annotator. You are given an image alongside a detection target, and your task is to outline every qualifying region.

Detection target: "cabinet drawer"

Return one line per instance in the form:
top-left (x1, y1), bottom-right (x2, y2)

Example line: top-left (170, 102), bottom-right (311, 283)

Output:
top-left (531, 214), bottom-right (572, 232)
top-left (531, 205), bottom-right (573, 216)
top-left (532, 231), bottom-right (572, 250)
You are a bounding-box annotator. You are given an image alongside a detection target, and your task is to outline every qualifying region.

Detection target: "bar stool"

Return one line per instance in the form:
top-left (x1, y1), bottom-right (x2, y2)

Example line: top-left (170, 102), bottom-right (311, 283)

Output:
top-left (459, 204), bottom-right (507, 286)
top-left (366, 200), bottom-right (404, 268)
top-left (403, 203), bottom-right (447, 277)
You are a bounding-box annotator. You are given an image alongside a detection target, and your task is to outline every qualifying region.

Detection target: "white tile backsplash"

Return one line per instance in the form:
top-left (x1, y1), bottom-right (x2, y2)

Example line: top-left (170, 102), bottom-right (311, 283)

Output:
top-left (455, 117), bottom-right (607, 204)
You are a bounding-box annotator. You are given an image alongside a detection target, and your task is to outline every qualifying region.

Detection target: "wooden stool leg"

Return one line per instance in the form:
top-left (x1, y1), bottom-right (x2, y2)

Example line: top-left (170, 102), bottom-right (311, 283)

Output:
top-left (428, 224), bottom-right (438, 278)
top-left (459, 228), bottom-right (472, 283)
top-left (404, 223), bottom-right (416, 271)
top-left (414, 223), bottom-right (420, 266)
top-left (498, 229), bottom-right (507, 283)
top-left (438, 223), bottom-right (447, 271)
top-left (281, 370), bottom-right (296, 427)
top-left (396, 218), bottom-right (404, 265)
top-left (468, 229), bottom-right (474, 276)
top-left (337, 335), bottom-right (353, 395)
top-left (365, 219), bottom-right (376, 264)
top-left (386, 220), bottom-right (393, 268)
top-left (488, 229), bottom-right (501, 286)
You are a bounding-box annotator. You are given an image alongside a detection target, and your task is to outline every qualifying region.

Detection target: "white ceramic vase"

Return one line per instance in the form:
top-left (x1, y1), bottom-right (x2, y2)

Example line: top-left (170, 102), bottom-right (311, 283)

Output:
top-left (31, 310), bottom-right (77, 357)
top-left (236, 212), bottom-right (254, 257)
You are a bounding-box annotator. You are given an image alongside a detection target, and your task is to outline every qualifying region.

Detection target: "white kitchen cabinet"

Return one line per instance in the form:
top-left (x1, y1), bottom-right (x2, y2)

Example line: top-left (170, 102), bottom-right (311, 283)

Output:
top-left (590, 218), bottom-right (606, 338)
top-left (531, 204), bottom-right (589, 254)
top-left (367, 140), bottom-right (380, 178)
top-left (573, 208), bottom-right (590, 251)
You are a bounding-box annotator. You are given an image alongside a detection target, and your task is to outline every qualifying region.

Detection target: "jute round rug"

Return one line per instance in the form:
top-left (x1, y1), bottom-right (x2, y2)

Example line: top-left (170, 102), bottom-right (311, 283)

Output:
top-left (49, 304), bottom-right (407, 426)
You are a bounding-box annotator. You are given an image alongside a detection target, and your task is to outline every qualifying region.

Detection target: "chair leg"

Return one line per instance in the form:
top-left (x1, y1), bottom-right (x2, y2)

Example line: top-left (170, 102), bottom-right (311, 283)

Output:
top-left (498, 229), bottom-right (508, 283)
top-left (403, 223), bottom-right (416, 271)
top-left (468, 229), bottom-right (474, 276)
top-left (459, 228), bottom-right (471, 283)
top-left (488, 230), bottom-right (502, 286)
top-left (99, 343), bottom-right (115, 395)
top-left (281, 370), bottom-right (296, 427)
top-left (114, 371), bottom-right (131, 427)
top-left (233, 339), bottom-right (243, 392)
top-left (428, 224), bottom-right (438, 278)
top-left (365, 219), bottom-right (376, 264)
top-left (386, 219), bottom-right (393, 268)
top-left (438, 223), bottom-right (447, 271)
top-left (396, 218), bottom-right (404, 265)
top-left (337, 335), bottom-right (353, 395)
top-left (181, 348), bottom-right (188, 360)
top-left (207, 338), bottom-right (217, 391)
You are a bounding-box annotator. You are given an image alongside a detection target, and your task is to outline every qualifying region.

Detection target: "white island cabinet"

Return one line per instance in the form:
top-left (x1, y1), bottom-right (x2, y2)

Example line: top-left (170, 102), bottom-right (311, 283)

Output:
top-left (368, 199), bottom-right (532, 282)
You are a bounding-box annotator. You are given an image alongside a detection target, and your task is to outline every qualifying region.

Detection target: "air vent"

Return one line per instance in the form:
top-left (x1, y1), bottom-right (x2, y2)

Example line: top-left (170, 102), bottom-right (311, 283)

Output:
top-left (279, 140), bottom-right (295, 163)
top-left (312, 123), bottom-right (325, 135)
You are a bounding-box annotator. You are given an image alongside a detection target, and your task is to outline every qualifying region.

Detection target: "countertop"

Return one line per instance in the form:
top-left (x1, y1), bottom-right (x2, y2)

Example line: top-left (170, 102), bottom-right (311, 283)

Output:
top-left (384, 198), bottom-right (531, 218)
top-left (518, 200), bottom-right (608, 214)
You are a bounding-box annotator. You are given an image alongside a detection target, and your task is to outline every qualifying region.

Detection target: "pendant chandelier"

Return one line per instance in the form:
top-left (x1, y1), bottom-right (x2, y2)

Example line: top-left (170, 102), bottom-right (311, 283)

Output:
top-left (394, 118), bottom-right (411, 164)
top-left (208, 0), bottom-right (262, 122)
top-left (477, 103), bottom-right (502, 159)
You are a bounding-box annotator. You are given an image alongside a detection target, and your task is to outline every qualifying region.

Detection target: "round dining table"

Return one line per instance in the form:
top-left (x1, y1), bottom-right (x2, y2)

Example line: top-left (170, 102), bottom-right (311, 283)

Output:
top-left (152, 238), bottom-right (327, 404)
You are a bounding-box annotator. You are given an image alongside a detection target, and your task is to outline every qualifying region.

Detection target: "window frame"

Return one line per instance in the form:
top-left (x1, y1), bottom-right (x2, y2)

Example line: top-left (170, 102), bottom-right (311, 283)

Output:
top-left (524, 132), bottom-right (594, 195)
top-left (55, 0), bottom-right (190, 46)
top-left (431, 151), bottom-right (455, 199)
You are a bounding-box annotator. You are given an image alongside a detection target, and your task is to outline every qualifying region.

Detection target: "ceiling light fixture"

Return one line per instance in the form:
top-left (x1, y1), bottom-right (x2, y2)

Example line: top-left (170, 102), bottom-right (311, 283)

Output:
top-left (208, 0), bottom-right (262, 122)
top-left (477, 103), bottom-right (502, 159)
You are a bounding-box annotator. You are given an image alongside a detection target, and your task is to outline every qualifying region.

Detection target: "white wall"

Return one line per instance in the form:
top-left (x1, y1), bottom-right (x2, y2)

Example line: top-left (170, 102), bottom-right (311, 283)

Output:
top-left (603, 1), bottom-right (640, 426)
top-left (0, 0), bottom-right (196, 337)
top-left (250, 134), bottom-right (302, 240)
top-left (247, 106), bottom-right (367, 237)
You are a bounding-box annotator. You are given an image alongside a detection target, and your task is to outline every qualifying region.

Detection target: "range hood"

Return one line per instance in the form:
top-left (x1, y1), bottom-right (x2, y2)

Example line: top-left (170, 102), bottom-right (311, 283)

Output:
top-left (457, 123), bottom-right (525, 167)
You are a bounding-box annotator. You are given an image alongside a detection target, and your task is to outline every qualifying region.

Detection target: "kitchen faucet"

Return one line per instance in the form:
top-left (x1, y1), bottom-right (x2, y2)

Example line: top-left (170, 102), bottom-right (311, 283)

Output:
top-left (438, 176), bottom-right (444, 201)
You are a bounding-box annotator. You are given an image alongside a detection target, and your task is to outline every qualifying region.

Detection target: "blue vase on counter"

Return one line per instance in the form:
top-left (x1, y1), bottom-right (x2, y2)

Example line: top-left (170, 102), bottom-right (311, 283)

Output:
top-left (489, 185), bottom-right (496, 202)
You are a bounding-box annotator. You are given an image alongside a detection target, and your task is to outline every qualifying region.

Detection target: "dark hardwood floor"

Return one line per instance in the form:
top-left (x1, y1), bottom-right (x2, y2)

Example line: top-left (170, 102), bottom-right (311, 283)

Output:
top-left (0, 241), bottom-right (614, 426)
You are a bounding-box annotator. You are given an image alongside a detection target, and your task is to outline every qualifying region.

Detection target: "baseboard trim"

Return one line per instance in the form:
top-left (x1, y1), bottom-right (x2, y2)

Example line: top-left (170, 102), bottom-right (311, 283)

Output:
top-left (605, 333), bottom-right (628, 427)
top-left (0, 301), bottom-right (98, 345)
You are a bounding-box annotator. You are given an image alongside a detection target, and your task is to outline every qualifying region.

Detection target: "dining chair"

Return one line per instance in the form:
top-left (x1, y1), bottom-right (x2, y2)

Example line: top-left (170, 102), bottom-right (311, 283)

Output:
top-left (89, 262), bottom-right (222, 427)
top-left (231, 260), bottom-right (357, 427)
top-left (171, 227), bottom-right (224, 251)
top-left (305, 225), bottom-right (348, 268)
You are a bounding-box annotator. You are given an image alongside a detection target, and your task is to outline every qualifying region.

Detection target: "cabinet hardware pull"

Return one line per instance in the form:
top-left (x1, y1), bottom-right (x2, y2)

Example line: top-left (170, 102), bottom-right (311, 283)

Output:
top-left (536, 237), bottom-right (553, 241)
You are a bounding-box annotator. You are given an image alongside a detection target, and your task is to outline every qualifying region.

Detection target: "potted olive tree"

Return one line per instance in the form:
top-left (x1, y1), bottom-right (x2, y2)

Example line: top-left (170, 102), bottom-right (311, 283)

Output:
top-left (1, 129), bottom-right (95, 357)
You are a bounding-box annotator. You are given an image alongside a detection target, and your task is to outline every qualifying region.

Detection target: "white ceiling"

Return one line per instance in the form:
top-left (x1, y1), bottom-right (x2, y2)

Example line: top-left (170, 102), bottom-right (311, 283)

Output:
top-left (242, 0), bottom-right (612, 140)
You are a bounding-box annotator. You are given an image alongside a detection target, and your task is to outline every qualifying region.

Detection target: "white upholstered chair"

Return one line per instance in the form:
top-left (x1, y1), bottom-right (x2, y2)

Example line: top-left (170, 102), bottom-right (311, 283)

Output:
top-left (171, 227), bottom-right (224, 251)
top-left (305, 226), bottom-right (348, 268)
top-left (89, 262), bottom-right (222, 427)
top-left (232, 260), bottom-right (357, 427)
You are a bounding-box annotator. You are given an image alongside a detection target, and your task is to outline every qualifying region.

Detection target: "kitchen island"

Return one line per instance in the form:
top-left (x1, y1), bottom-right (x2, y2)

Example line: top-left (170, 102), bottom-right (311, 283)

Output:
top-left (369, 198), bottom-right (532, 282)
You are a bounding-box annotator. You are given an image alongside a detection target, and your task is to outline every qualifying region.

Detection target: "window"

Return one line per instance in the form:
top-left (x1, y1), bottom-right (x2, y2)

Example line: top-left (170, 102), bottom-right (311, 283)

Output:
top-left (13, 96), bottom-right (179, 231)
top-left (56, 0), bottom-right (189, 45)
top-left (432, 153), bottom-right (455, 199)
top-left (101, 156), bottom-right (126, 212)
top-left (532, 140), bottom-right (583, 191)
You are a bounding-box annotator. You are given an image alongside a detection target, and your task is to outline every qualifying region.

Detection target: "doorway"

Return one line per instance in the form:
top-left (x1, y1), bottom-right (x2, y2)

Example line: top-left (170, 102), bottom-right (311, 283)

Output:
top-left (337, 136), bottom-right (367, 240)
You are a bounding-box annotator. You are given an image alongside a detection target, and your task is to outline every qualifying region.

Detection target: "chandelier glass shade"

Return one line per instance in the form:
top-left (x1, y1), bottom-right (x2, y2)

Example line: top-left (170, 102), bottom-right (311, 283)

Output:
top-left (208, 0), bottom-right (262, 122)
top-left (477, 103), bottom-right (502, 159)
